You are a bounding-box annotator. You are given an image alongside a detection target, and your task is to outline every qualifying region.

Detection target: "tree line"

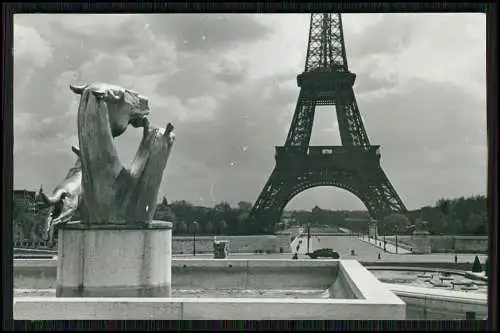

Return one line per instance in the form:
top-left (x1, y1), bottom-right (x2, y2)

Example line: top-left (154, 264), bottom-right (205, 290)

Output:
top-left (155, 198), bottom-right (256, 235)
top-left (13, 191), bottom-right (488, 246)
top-left (289, 195), bottom-right (488, 236)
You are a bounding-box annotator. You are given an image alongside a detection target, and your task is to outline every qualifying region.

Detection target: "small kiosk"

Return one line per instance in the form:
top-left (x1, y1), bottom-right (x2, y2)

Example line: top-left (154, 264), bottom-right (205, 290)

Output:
top-left (213, 240), bottom-right (229, 259)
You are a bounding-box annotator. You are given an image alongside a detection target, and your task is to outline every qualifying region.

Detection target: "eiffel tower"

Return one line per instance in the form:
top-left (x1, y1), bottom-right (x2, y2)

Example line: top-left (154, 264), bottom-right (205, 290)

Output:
top-left (247, 13), bottom-right (407, 234)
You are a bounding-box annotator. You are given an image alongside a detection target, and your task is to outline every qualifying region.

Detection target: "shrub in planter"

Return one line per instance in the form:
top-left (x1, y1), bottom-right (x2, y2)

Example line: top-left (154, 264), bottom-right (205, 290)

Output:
top-left (472, 255), bottom-right (482, 273)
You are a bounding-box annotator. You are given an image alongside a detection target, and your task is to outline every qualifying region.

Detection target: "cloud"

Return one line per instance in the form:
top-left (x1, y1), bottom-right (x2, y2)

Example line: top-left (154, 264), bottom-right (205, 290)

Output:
top-left (13, 14), bottom-right (487, 212)
top-left (13, 23), bottom-right (54, 93)
top-left (13, 24), bottom-right (53, 67)
top-left (345, 13), bottom-right (486, 96)
top-left (146, 14), bottom-right (272, 54)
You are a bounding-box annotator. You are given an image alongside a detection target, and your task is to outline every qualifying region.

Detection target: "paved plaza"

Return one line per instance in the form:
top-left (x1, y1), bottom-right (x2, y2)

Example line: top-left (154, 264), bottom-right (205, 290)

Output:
top-left (15, 234), bottom-right (487, 264)
top-left (356, 236), bottom-right (412, 254)
top-left (276, 235), bottom-right (486, 263)
top-left (174, 235), bottom-right (487, 264)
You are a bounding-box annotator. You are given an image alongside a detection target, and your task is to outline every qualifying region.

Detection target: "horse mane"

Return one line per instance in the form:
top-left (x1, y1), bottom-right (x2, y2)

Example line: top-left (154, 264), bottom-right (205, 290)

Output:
top-left (78, 88), bottom-right (113, 140)
top-left (64, 159), bottom-right (82, 179)
top-left (76, 86), bottom-right (122, 224)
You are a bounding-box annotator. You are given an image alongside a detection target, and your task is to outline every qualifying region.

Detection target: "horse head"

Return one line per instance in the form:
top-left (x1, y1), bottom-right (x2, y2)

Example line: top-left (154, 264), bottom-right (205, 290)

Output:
top-left (65, 82), bottom-right (175, 226)
top-left (69, 83), bottom-right (150, 137)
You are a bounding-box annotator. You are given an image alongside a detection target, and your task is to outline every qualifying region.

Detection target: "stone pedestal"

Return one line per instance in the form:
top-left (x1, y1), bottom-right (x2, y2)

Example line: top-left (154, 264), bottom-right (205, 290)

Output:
top-left (368, 220), bottom-right (378, 238)
top-left (56, 221), bottom-right (172, 297)
top-left (411, 230), bottom-right (431, 254)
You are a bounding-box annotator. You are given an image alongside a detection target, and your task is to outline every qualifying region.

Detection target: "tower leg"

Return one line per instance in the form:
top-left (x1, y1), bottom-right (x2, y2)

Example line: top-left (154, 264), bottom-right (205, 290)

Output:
top-left (248, 164), bottom-right (406, 234)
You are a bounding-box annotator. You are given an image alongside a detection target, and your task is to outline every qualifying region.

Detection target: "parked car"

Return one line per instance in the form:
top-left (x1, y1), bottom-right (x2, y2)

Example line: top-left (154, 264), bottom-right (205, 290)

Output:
top-left (306, 248), bottom-right (340, 259)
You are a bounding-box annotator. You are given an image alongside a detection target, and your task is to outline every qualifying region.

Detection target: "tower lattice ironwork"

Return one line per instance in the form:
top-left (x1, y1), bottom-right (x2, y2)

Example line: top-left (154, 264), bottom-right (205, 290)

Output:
top-left (247, 13), bottom-right (407, 234)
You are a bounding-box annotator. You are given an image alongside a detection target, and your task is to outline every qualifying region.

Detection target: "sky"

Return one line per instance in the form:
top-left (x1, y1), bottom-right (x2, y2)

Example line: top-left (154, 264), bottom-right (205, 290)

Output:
top-left (13, 13), bottom-right (487, 211)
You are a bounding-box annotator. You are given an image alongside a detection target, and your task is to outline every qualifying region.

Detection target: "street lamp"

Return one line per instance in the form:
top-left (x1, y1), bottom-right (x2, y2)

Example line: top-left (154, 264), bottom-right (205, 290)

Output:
top-left (395, 226), bottom-right (399, 254)
top-left (383, 232), bottom-right (387, 252)
top-left (307, 223), bottom-right (311, 254)
top-left (192, 221), bottom-right (199, 256)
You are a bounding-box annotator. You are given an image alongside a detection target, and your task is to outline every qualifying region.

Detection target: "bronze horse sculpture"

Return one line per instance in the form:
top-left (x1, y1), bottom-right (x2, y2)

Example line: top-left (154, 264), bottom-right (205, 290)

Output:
top-left (42, 82), bottom-right (175, 243)
top-left (39, 147), bottom-right (83, 243)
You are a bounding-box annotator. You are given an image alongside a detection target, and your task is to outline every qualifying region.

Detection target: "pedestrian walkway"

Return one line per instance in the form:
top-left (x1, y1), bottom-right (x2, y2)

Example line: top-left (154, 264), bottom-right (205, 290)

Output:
top-left (356, 236), bottom-right (412, 254)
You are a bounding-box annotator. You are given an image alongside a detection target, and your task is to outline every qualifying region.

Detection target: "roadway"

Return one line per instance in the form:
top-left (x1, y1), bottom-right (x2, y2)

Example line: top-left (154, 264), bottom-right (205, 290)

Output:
top-left (289, 234), bottom-right (487, 263)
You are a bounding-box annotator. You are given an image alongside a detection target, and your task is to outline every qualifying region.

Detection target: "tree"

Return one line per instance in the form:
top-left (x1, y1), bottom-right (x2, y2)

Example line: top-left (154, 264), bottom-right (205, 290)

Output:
top-left (170, 200), bottom-right (194, 221)
top-left (214, 201), bottom-right (232, 213)
top-left (13, 223), bottom-right (25, 244)
top-left (190, 221), bottom-right (200, 234)
top-left (237, 201), bottom-right (253, 212)
top-left (204, 220), bottom-right (213, 234)
top-left (436, 199), bottom-right (452, 216)
top-left (472, 255), bottom-right (483, 273)
top-left (434, 217), bottom-right (448, 234)
top-left (217, 220), bottom-right (227, 235)
top-left (154, 205), bottom-right (177, 222)
top-left (175, 220), bottom-right (187, 234)
top-left (446, 218), bottom-right (463, 235)
top-left (380, 213), bottom-right (411, 235)
top-left (466, 213), bottom-right (484, 235)
top-left (236, 212), bottom-right (249, 233)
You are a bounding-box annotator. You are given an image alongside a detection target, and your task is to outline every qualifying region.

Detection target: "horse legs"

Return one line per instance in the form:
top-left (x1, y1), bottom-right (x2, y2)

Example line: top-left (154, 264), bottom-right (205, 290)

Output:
top-left (46, 205), bottom-right (77, 246)
top-left (47, 225), bottom-right (56, 248)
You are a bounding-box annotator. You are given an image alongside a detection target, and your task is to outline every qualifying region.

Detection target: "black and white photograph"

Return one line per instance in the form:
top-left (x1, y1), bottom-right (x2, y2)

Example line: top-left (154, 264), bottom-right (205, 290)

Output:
top-left (11, 10), bottom-right (490, 321)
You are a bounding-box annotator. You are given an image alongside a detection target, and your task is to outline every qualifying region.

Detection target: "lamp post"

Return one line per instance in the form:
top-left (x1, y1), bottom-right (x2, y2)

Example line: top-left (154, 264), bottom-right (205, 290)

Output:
top-left (395, 226), bottom-right (399, 254)
top-left (192, 221), bottom-right (199, 256)
top-left (307, 223), bottom-right (311, 254)
top-left (383, 233), bottom-right (387, 252)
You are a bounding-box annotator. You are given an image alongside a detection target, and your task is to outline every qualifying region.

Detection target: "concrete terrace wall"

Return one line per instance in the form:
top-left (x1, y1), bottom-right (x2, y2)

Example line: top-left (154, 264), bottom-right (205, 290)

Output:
top-left (173, 236), bottom-right (214, 254)
top-left (386, 283), bottom-right (487, 320)
top-left (14, 260), bottom-right (406, 320)
top-left (385, 235), bottom-right (488, 254)
top-left (454, 237), bottom-right (488, 253)
top-left (14, 235), bottom-right (293, 255)
top-left (14, 259), bottom-right (485, 287)
top-left (172, 259), bottom-right (339, 290)
top-left (172, 235), bottom-right (292, 254)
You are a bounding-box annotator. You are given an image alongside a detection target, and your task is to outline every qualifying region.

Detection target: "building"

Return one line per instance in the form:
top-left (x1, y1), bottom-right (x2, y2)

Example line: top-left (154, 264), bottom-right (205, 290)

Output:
top-left (14, 189), bottom-right (43, 212)
top-left (13, 189), bottom-right (46, 246)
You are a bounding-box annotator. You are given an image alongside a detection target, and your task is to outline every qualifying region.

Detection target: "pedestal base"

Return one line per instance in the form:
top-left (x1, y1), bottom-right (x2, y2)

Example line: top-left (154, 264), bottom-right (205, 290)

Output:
top-left (56, 221), bottom-right (172, 297)
top-left (411, 230), bottom-right (431, 254)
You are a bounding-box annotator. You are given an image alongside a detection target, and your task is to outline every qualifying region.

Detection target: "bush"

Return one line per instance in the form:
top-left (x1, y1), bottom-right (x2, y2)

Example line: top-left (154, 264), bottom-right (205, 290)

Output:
top-left (472, 255), bottom-right (482, 273)
top-left (279, 247), bottom-right (284, 253)
top-left (265, 250), bottom-right (272, 254)
top-left (292, 253), bottom-right (298, 259)
top-left (485, 258), bottom-right (489, 277)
